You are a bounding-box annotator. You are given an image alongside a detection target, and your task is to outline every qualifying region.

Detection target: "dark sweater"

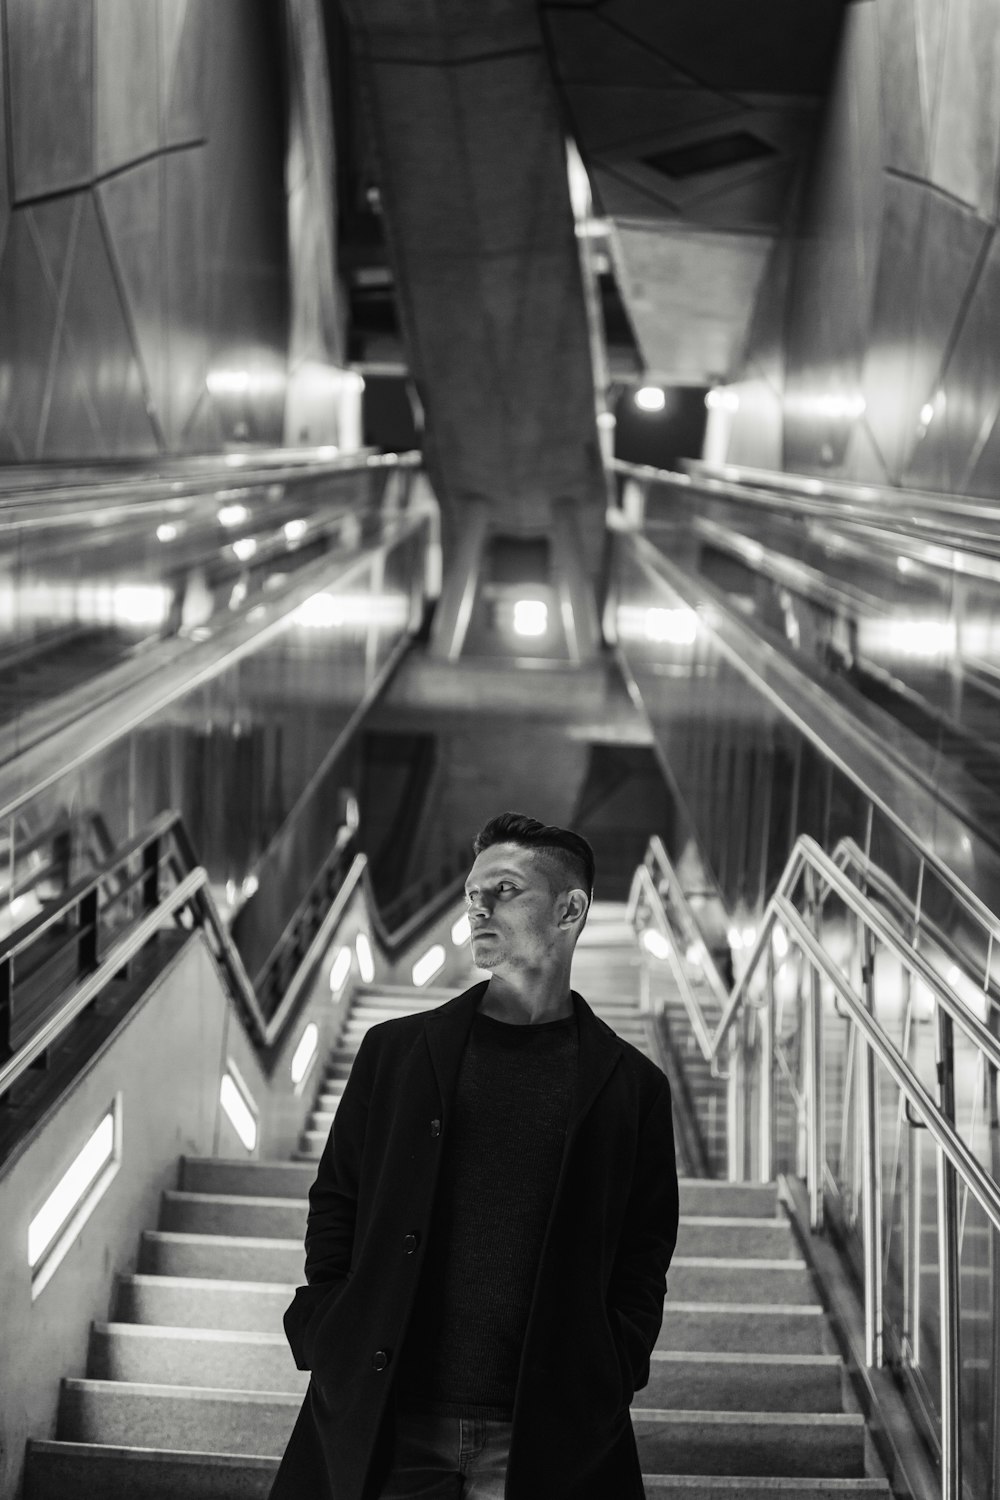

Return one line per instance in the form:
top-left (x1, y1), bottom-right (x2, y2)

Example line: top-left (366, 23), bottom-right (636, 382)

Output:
top-left (393, 1006), bottom-right (579, 1419)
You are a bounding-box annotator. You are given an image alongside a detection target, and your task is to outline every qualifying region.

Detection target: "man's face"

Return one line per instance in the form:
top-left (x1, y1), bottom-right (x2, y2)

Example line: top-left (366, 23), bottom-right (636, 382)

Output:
top-left (464, 843), bottom-right (566, 975)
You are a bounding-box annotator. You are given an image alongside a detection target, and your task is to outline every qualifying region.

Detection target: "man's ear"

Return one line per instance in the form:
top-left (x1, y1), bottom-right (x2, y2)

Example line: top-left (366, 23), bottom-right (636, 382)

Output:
top-left (558, 889), bottom-right (589, 929)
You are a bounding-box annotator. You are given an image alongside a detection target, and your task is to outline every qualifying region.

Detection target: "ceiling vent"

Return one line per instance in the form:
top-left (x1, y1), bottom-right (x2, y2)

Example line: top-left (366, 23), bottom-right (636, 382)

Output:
top-left (643, 131), bottom-right (777, 180)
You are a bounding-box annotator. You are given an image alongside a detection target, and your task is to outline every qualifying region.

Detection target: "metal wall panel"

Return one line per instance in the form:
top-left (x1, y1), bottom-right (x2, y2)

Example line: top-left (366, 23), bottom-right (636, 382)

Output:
top-left (7, 0), bottom-right (93, 198)
top-left (0, 0), bottom-right (289, 460)
top-left (94, 0), bottom-right (160, 174)
top-left (722, 0), bottom-right (1000, 501)
top-left (0, 210), bottom-right (60, 459)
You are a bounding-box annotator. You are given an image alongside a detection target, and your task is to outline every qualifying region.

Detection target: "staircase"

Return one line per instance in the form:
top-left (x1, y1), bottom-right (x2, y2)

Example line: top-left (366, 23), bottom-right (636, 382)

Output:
top-left (24, 904), bottom-right (892, 1498)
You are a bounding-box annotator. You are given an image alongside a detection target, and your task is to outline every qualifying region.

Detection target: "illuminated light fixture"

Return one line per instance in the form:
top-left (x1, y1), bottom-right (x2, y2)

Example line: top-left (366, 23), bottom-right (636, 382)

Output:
top-left (684, 941), bottom-right (704, 966)
top-left (644, 607), bottom-right (697, 646)
top-left (635, 386), bottom-right (666, 412)
top-left (817, 393), bottom-right (866, 420)
top-left (28, 1105), bottom-right (120, 1280)
top-left (219, 1070), bottom-right (257, 1151)
top-left (355, 932), bottom-right (375, 984)
top-left (741, 926), bottom-right (757, 951)
top-left (241, 874), bottom-right (259, 899)
top-left (727, 926), bottom-right (742, 949)
top-left (705, 388), bottom-right (740, 412)
top-left (316, 446), bottom-right (339, 459)
top-left (772, 923), bottom-right (789, 960)
top-left (861, 618), bottom-right (957, 659)
top-left (641, 928), bottom-right (671, 960)
top-left (596, 411), bottom-right (617, 429)
top-left (329, 945), bottom-right (352, 994)
top-left (112, 584), bottom-right (172, 627)
top-left (294, 591), bottom-right (409, 631)
top-left (218, 504), bottom-right (250, 527)
top-left (156, 523), bottom-right (178, 543)
top-left (283, 519), bottom-right (308, 543)
top-left (512, 599), bottom-right (548, 637)
top-left (412, 944), bottom-right (446, 987)
top-left (231, 538), bottom-right (257, 562)
top-left (290, 1023), bottom-right (319, 1087)
top-left (451, 913), bottom-right (471, 946)
top-left (208, 369), bottom-right (251, 395)
top-left (920, 402), bottom-right (935, 427)
top-left (897, 556), bottom-right (912, 574)
top-left (946, 964), bottom-right (961, 988)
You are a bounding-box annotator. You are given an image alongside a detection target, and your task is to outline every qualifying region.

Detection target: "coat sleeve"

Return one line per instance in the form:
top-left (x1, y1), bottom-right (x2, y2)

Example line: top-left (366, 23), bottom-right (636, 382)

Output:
top-left (283, 1025), bottom-right (375, 1369)
top-left (606, 1075), bottom-right (679, 1395)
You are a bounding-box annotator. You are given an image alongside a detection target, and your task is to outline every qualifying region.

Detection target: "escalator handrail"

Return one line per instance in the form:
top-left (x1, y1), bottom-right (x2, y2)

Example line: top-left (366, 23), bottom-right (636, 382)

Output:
top-left (0, 861), bottom-right (265, 1103)
top-left (615, 456), bottom-right (1000, 552)
top-left (0, 807), bottom-right (469, 1106)
top-left (633, 829), bottom-right (1000, 1084)
top-left (613, 523), bottom-right (1000, 882)
top-left (0, 449), bottom-right (420, 518)
top-left (0, 503), bottom-right (433, 826)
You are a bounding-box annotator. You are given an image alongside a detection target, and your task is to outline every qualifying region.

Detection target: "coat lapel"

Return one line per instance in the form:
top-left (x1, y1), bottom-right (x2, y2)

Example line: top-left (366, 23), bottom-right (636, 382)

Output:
top-left (422, 979), bottom-right (624, 1147)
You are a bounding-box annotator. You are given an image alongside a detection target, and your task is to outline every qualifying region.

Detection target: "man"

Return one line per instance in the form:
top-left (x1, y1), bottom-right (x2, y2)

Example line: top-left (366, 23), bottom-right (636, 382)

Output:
top-left (270, 812), bottom-right (679, 1500)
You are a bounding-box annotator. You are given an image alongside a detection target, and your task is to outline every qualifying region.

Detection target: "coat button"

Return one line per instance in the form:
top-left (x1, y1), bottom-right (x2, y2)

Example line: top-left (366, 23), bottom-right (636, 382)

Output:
top-left (403, 1232), bottom-right (420, 1254)
top-left (372, 1349), bottom-right (390, 1371)
top-left (430, 1119), bottom-right (441, 1137)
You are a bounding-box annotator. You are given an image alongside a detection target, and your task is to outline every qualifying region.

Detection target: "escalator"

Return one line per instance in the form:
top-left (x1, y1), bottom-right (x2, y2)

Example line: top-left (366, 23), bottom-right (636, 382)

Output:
top-left (3, 451), bottom-right (999, 1500)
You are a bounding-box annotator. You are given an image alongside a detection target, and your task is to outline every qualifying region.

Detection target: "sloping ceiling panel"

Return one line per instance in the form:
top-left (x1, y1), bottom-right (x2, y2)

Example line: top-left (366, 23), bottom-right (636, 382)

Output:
top-left (338, 0), bottom-right (606, 570)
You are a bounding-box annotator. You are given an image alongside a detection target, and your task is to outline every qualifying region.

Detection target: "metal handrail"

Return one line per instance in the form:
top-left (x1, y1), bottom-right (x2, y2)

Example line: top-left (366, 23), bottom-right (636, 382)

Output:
top-left (615, 456), bottom-right (1000, 558)
top-left (0, 448), bottom-right (419, 519)
top-left (630, 827), bottom-right (1000, 1500)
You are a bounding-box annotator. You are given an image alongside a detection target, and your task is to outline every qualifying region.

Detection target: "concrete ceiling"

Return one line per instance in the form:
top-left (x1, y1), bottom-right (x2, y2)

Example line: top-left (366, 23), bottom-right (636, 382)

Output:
top-left (539, 0), bottom-right (846, 386)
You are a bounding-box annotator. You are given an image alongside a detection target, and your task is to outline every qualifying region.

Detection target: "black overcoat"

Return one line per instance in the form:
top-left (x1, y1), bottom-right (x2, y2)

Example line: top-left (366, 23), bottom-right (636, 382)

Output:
top-left (269, 980), bottom-right (679, 1500)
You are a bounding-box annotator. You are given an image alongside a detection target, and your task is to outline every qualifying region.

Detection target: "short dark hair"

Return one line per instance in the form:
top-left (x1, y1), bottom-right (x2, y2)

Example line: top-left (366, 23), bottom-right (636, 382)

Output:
top-left (473, 812), bottom-right (595, 903)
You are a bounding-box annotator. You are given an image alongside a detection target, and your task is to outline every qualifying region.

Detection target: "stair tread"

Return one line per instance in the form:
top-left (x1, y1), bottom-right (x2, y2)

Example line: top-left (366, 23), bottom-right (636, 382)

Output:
top-left (96, 1323), bottom-right (287, 1345)
top-left (63, 1377), bottom-right (301, 1405)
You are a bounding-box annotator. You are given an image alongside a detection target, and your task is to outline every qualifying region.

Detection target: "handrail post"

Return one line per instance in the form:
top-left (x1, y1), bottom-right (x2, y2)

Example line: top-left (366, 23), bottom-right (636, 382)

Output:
top-left (142, 836), bottom-right (161, 911)
top-left (727, 1025), bottom-right (744, 1182)
top-left (804, 867), bottom-right (824, 1231)
top-left (759, 937), bottom-right (774, 1183)
top-left (860, 925), bottom-right (884, 1366)
top-left (936, 1004), bottom-right (962, 1500)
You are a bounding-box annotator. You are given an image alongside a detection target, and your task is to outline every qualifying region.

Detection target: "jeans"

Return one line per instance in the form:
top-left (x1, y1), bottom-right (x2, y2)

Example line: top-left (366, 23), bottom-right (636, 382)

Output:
top-left (377, 1403), bottom-right (512, 1498)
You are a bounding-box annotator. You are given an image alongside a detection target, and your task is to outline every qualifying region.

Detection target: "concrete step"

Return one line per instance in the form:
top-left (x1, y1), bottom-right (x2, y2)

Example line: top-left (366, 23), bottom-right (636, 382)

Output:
top-left (24, 1443), bottom-right (890, 1500)
top-left (354, 983), bottom-right (454, 1000)
top-left (632, 1410), bottom-right (868, 1478)
top-left (159, 1191), bottom-right (307, 1239)
top-left (24, 1440), bottom-right (278, 1500)
top-left (675, 1217), bottom-right (797, 1260)
top-left (669, 1258), bottom-right (818, 1306)
top-left (58, 1378), bottom-right (298, 1456)
top-left (641, 1480), bottom-right (890, 1497)
top-left (645, 1352), bottom-right (844, 1413)
top-left (115, 1274), bottom-right (293, 1332)
top-left (178, 1159), bottom-right (314, 1198)
top-left (139, 1231), bottom-right (301, 1283)
top-left (677, 1182), bottom-right (778, 1219)
top-left (656, 1303), bottom-right (832, 1356)
top-left (296, 1133), bottom-right (329, 1158)
top-left (89, 1324), bottom-right (307, 1395)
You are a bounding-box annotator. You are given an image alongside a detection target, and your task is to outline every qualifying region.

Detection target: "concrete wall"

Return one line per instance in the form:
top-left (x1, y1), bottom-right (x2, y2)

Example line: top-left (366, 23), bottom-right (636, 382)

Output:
top-left (0, 879), bottom-right (478, 1498)
top-left (719, 0), bottom-right (1000, 497)
top-left (0, 0), bottom-right (289, 458)
top-left (0, 938), bottom-right (228, 1500)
